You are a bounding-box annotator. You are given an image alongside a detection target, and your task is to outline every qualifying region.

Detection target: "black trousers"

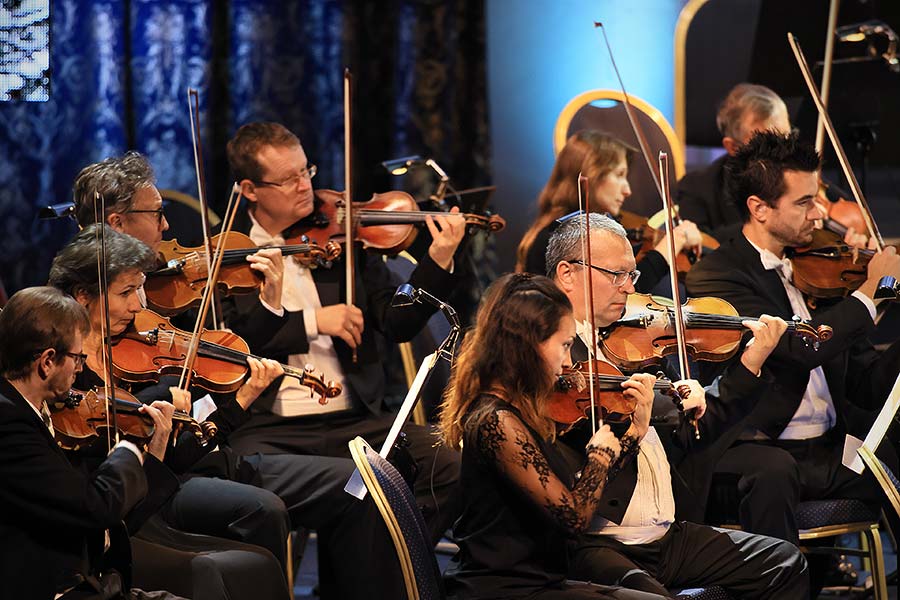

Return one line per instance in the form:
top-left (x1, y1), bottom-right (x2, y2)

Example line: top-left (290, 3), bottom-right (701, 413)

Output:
top-left (227, 408), bottom-right (462, 543)
top-left (714, 431), bottom-right (900, 545)
top-left (159, 452), bottom-right (406, 600)
top-left (569, 521), bottom-right (809, 599)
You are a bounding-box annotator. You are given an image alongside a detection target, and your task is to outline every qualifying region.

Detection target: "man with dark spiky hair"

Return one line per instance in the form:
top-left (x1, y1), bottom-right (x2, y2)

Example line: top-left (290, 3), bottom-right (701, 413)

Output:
top-left (686, 131), bottom-right (900, 556)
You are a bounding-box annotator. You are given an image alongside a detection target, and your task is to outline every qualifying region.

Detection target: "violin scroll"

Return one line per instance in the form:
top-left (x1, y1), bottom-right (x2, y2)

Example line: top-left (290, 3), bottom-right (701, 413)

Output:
top-left (297, 363), bottom-right (342, 405)
top-left (789, 316), bottom-right (834, 348)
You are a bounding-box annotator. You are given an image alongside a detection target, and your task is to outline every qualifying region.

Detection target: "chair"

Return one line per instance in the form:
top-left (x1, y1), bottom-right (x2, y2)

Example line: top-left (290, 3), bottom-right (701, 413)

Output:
top-left (348, 436), bottom-right (444, 600)
top-left (554, 89), bottom-right (685, 218)
top-left (158, 188), bottom-right (222, 247)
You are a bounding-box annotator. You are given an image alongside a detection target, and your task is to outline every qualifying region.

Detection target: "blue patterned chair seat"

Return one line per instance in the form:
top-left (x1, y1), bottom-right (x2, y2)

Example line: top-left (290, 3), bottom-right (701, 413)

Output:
top-left (675, 587), bottom-right (733, 600)
top-left (795, 499), bottom-right (879, 530)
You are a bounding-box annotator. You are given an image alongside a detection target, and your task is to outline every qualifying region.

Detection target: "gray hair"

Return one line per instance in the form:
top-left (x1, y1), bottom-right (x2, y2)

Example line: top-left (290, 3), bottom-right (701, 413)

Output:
top-left (545, 213), bottom-right (628, 277)
top-left (716, 83), bottom-right (787, 141)
top-left (73, 151), bottom-right (156, 227)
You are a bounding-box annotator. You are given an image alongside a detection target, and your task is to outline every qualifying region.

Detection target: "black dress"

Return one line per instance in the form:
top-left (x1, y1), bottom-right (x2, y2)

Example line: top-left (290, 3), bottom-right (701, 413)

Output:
top-left (444, 394), bottom-right (657, 600)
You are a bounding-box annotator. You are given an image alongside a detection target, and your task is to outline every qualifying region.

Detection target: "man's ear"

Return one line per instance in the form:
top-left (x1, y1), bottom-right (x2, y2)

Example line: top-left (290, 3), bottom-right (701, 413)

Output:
top-left (106, 212), bottom-right (124, 231)
top-left (239, 179), bottom-right (258, 203)
top-left (35, 348), bottom-right (56, 380)
top-left (554, 261), bottom-right (575, 292)
top-left (747, 195), bottom-right (770, 223)
top-left (722, 136), bottom-right (741, 156)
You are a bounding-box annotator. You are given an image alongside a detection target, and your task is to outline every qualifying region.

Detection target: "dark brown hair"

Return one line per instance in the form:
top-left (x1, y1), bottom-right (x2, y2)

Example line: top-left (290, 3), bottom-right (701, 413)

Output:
top-left (439, 273), bottom-right (573, 448)
top-left (726, 130), bottom-right (820, 222)
top-left (0, 287), bottom-right (90, 380)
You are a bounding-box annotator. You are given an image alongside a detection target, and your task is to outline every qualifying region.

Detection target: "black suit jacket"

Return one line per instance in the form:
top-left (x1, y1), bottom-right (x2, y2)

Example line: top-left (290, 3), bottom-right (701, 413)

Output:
top-left (675, 155), bottom-right (743, 241)
top-left (685, 230), bottom-right (900, 439)
top-left (0, 378), bottom-right (172, 599)
top-left (221, 203), bottom-right (460, 415)
top-left (562, 336), bottom-right (771, 524)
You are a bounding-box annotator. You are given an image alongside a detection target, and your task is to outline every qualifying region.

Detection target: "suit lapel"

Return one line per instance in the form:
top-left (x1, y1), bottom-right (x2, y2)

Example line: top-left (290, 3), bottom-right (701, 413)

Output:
top-left (0, 378), bottom-right (66, 457)
top-left (730, 233), bottom-right (795, 317)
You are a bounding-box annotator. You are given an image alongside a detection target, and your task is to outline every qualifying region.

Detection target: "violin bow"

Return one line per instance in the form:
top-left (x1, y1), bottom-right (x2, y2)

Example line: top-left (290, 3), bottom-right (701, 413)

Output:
top-left (187, 88), bottom-right (223, 328)
top-left (788, 32), bottom-right (884, 249)
top-left (92, 193), bottom-right (119, 451)
top-left (659, 152), bottom-right (698, 439)
top-left (178, 184), bottom-right (242, 391)
top-left (593, 23), bottom-right (697, 258)
top-left (577, 174), bottom-right (599, 435)
top-left (344, 68), bottom-right (358, 363)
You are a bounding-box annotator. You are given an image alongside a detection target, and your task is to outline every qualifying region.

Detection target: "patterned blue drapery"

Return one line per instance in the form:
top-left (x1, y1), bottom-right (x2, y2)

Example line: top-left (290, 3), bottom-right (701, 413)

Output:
top-left (0, 0), bottom-right (489, 294)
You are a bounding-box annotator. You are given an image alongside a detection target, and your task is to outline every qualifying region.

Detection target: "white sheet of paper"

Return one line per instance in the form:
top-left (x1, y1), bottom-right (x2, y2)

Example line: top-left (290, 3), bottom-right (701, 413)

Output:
top-left (842, 434), bottom-right (864, 474)
top-left (193, 394), bottom-right (216, 423)
top-left (845, 371), bottom-right (900, 473)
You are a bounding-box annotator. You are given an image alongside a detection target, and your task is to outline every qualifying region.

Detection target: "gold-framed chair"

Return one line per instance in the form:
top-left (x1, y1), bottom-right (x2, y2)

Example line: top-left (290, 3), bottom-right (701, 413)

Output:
top-left (348, 436), bottom-right (444, 600)
top-left (553, 89), bottom-right (685, 218)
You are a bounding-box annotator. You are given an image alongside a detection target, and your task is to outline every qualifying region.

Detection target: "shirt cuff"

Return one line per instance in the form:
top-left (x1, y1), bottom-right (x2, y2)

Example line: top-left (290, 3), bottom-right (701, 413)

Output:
top-left (302, 308), bottom-right (319, 339)
top-left (851, 290), bottom-right (877, 322)
top-left (113, 440), bottom-right (144, 465)
top-left (259, 296), bottom-right (285, 317)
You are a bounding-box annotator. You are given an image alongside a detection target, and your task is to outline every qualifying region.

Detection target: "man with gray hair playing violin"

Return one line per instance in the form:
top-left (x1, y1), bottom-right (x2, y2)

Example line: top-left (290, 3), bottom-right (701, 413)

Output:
top-left (545, 213), bottom-right (807, 598)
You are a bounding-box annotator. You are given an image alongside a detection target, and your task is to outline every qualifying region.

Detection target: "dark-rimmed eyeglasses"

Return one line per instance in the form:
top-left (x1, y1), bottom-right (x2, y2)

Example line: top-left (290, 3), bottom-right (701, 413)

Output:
top-left (569, 260), bottom-right (641, 287)
top-left (255, 164), bottom-right (317, 189)
top-left (125, 208), bottom-right (165, 225)
top-left (64, 352), bottom-right (88, 368)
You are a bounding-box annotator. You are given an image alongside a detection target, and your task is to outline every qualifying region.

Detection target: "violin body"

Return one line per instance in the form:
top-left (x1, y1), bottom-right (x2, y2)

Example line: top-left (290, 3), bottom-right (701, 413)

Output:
top-left (144, 232), bottom-right (341, 316)
top-left (49, 388), bottom-right (153, 451)
top-left (788, 229), bottom-right (870, 299)
top-left (114, 309), bottom-right (250, 394)
top-left (618, 210), bottom-right (719, 278)
top-left (550, 360), bottom-right (638, 430)
top-left (601, 294), bottom-right (743, 370)
top-left (289, 189), bottom-right (506, 255)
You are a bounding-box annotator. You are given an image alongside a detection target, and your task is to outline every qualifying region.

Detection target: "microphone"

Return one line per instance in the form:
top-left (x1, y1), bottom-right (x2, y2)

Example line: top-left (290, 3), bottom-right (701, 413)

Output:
top-left (38, 202), bottom-right (77, 220)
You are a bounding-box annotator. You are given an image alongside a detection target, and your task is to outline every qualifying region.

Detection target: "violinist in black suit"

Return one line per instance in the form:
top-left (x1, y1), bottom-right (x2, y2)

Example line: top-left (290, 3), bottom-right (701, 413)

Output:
top-left (685, 131), bottom-right (900, 549)
top-left (545, 214), bottom-right (808, 598)
top-left (219, 122), bottom-right (466, 541)
top-left (0, 286), bottom-right (183, 600)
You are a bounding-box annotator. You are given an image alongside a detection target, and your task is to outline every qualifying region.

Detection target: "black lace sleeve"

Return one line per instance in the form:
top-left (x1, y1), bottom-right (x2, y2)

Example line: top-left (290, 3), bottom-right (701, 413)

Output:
top-left (475, 408), bottom-right (617, 535)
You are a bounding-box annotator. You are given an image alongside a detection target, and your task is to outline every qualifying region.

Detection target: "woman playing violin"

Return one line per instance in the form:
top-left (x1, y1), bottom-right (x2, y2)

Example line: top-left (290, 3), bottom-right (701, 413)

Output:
top-left (516, 130), bottom-right (703, 291)
top-left (439, 272), bottom-right (658, 600)
top-left (49, 224), bottom-right (407, 600)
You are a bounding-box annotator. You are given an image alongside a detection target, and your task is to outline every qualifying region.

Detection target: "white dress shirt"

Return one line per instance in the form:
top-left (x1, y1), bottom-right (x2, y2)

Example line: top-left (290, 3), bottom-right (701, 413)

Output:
top-left (248, 212), bottom-right (351, 415)
top-left (746, 238), bottom-right (875, 440)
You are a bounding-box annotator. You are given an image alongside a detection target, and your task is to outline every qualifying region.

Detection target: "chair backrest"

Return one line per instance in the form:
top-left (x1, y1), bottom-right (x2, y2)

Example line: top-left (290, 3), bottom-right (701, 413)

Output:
top-left (554, 90), bottom-right (685, 218)
top-left (348, 436), bottom-right (444, 600)
top-left (158, 189), bottom-right (222, 247)
top-left (857, 444), bottom-right (900, 520)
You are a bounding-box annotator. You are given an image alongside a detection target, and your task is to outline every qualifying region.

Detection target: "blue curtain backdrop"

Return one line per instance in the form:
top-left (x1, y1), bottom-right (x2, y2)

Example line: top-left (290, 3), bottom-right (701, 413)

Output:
top-left (0, 0), bottom-right (490, 294)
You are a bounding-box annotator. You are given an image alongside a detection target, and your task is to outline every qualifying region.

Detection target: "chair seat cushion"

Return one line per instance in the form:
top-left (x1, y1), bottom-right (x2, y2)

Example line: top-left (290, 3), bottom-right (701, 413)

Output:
top-left (795, 499), bottom-right (878, 530)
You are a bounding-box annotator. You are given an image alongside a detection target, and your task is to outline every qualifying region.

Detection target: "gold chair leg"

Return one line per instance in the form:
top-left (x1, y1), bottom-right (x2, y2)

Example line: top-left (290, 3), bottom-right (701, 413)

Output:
top-left (286, 532), bottom-right (294, 598)
top-left (863, 525), bottom-right (888, 600)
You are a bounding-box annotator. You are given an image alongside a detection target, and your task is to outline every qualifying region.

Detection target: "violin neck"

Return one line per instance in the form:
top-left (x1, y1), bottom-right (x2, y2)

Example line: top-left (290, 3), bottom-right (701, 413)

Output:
top-left (823, 218), bottom-right (848, 238)
top-left (353, 210), bottom-right (467, 226)
top-left (220, 244), bottom-right (311, 265)
top-left (195, 338), bottom-right (303, 382)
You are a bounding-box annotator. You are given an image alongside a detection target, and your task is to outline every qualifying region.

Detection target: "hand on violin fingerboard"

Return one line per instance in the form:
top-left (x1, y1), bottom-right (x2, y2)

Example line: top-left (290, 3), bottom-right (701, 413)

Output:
top-left (426, 206), bottom-right (466, 271)
top-left (740, 315), bottom-right (788, 376)
top-left (235, 357), bottom-right (285, 410)
top-left (140, 400), bottom-right (176, 462)
top-left (247, 247), bottom-right (285, 311)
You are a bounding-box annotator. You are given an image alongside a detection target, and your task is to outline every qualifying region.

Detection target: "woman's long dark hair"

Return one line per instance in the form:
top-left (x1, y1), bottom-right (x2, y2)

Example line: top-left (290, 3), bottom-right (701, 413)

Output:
top-left (439, 273), bottom-right (572, 448)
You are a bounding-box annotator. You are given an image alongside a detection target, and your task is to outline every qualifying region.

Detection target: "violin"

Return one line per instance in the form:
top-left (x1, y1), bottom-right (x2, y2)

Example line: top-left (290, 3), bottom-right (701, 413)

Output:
top-left (287, 189), bottom-right (506, 255)
top-left (549, 359), bottom-right (677, 433)
top-left (49, 387), bottom-right (216, 451)
top-left (618, 209), bottom-right (719, 278)
top-left (144, 231), bottom-right (342, 316)
top-left (112, 308), bottom-right (342, 402)
top-left (815, 180), bottom-right (867, 241)
top-left (599, 293), bottom-right (834, 370)
top-left (787, 228), bottom-right (876, 300)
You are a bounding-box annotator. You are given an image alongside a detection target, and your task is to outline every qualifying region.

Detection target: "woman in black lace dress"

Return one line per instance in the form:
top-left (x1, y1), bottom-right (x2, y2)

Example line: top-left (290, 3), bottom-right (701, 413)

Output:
top-left (439, 273), bottom-right (662, 600)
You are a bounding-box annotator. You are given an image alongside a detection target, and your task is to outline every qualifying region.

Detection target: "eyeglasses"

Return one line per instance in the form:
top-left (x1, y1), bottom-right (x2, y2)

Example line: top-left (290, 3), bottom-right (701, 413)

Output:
top-left (569, 260), bottom-right (641, 287)
top-left (64, 351), bottom-right (88, 368)
top-left (256, 164), bottom-right (317, 189)
top-left (125, 208), bottom-right (165, 225)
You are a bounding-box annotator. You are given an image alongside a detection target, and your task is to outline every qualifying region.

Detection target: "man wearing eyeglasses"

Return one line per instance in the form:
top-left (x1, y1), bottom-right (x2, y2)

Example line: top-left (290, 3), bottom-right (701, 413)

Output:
top-left (545, 213), bottom-right (808, 597)
top-left (218, 121), bottom-right (466, 543)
